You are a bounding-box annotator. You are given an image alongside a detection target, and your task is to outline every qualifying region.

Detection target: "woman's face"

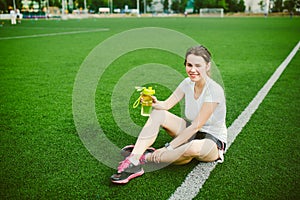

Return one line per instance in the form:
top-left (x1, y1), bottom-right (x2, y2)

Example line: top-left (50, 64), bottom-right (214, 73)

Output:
top-left (185, 54), bottom-right (210, 82)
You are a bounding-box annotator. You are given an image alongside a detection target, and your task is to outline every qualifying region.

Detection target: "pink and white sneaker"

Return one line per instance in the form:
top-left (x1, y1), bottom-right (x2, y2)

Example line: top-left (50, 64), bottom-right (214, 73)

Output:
top-left (110, 167), bottom-right (144, 184)
top-left (111, 155), bottom-right (144, 184)
top-left (111, 146), bottom-right (156, 184)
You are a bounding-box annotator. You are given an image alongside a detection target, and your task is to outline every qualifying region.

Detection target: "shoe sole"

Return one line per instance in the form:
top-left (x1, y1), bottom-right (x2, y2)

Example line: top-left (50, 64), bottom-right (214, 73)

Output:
top-left (111, 168), bottom-right (144, 184)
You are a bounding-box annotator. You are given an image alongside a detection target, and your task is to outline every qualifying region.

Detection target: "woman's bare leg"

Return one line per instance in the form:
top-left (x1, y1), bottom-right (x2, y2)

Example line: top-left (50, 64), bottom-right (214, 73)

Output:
top-left (154, 139), bottom-right (219, 165)
top-left (131, 109), bottom-right (186, 157)
top-left (126, 108), bottom-right (219, 166)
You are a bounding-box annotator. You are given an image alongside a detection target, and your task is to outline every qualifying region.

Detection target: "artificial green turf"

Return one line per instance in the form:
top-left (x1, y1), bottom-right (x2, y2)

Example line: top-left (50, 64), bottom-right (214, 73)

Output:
top-left (1, 17), bottom-right (299, 199)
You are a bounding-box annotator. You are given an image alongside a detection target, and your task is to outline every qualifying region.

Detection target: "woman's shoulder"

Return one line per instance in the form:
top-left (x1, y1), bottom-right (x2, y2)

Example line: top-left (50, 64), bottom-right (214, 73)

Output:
top-left (207, 78), bottom-right (224, 92)
top-left (205, 78), bottom-right (225, 101)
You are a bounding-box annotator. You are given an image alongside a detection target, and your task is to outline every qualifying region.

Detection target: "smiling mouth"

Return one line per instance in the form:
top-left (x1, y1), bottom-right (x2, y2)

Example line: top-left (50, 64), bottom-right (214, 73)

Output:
top-left (189, 74), bottom-right (199, 77)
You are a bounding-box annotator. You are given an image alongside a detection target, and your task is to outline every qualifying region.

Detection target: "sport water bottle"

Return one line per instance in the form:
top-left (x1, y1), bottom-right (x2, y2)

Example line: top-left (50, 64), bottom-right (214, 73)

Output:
top-left (133, 86), bottom-right (155, 116)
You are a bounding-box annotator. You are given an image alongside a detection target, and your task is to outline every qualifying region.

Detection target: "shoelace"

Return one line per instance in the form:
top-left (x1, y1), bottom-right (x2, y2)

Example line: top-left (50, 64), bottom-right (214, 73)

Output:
top-left (117, 158), bottom-right (132, 173)
top-left (139, 154), bottom-right (146, 165)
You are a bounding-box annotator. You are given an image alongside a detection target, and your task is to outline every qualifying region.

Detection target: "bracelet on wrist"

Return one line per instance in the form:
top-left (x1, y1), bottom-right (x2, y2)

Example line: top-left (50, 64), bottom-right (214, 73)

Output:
top-left (165, 142), bottom-right (174, 150)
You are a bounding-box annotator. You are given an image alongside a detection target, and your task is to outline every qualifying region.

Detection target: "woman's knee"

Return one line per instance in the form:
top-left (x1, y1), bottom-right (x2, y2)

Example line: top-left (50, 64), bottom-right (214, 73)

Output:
top-left (150, 109), bottom-right (166, 117)
top-left (149, 109), bottom-right (167, 124)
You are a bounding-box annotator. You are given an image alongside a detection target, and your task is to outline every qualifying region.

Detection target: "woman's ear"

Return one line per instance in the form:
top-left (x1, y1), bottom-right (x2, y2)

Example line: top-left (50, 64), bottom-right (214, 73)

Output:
top-left (206, 62), bottom-right (211, 72)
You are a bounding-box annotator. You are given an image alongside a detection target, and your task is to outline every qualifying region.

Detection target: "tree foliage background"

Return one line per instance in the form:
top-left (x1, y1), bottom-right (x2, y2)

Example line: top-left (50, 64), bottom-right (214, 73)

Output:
top-left (1, 0), bottom-right (299, 14)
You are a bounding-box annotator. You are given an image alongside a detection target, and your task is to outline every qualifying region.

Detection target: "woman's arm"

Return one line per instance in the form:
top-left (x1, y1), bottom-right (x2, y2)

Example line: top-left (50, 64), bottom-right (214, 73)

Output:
top-left (149, 102), bottom-right (219, 163)
top-left (168, 102), bottom-right (218, 149)
top-left (152, 87), bottom-right (184, 110)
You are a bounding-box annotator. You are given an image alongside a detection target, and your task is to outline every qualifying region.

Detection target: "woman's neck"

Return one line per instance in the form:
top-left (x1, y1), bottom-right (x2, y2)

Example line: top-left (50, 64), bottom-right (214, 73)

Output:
top-left (194, 79), bottom-right (206, 99)
top-left (195, 78), bottom-right (206, 89)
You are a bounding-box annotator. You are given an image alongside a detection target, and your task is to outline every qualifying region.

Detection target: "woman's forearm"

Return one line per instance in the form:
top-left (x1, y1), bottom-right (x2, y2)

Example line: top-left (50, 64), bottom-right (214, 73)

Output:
top-left (169, 102), bottom-right (218, 149)
top-left (152, 100), bottom-right (169, 110)
top-left (169, 124), bottom-right (199, 149)
top-left (152, 87), bottom-right (184, 111)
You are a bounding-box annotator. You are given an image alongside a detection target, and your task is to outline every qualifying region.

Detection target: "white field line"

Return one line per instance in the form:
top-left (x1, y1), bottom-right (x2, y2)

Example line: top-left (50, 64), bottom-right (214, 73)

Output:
top-left (169, 41), bottom-right (300, 200)
top-left (0, 28), bottom-right (109, 40)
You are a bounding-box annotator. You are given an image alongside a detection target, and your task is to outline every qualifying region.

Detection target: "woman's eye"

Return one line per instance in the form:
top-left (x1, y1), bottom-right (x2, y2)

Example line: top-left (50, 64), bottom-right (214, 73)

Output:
top-left (186, 63), bottom-right (203, 68)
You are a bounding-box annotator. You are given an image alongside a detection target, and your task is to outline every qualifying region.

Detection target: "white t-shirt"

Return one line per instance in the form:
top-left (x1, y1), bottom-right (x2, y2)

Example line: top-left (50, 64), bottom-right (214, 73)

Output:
top-left (178, 77), bottom-right (227, 143)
